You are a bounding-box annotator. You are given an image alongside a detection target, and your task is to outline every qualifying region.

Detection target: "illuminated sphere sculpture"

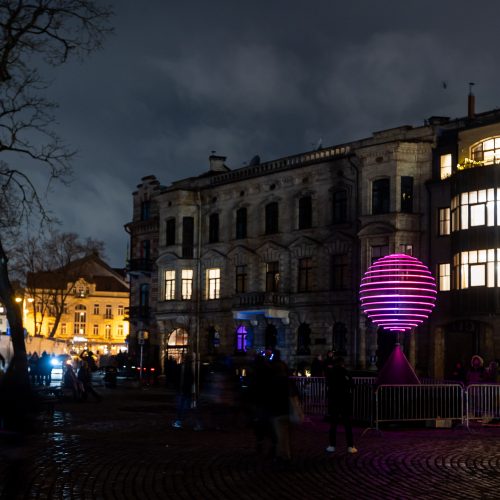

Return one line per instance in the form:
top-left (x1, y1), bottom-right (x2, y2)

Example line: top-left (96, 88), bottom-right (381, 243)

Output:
top-left (360, 254), bottom-right (437, 332)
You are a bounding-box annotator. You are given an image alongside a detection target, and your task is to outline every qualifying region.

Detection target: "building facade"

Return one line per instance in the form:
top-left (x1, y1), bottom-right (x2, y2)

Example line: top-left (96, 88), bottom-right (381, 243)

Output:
top-left (24, 254), bottom-right (129, 355)
top-left (127, 100), bottom-right (500, 377)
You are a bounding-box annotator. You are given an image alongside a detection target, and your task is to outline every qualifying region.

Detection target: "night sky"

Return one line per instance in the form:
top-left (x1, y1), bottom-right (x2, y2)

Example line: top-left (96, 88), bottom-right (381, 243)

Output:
top-left (39, 0), bottom-right (500, 267)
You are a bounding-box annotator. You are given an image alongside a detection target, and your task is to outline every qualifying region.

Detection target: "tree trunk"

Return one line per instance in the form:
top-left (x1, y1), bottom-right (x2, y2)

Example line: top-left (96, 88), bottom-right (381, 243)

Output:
top-left (0, 238), bottom-right (27, 373)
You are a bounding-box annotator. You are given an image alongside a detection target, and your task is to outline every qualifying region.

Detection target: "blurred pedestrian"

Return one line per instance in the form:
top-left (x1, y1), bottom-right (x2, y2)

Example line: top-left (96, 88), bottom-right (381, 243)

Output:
top-left (325, 357), bottom-right (357, 454)
top-left (77, 359), bottom-right (102, 402)
top-left (311, 354), bottom-right (324, 377)
top-left (269, 350), bottom-right (293, 464)
top-left (172, 354), bottom-right (200, 429)
top-left (466, 355), bottom-right (485, 385)
top-left (450, 361), bottom-right (466, 384)
top-left (28, 352), bottom-right (39, 385)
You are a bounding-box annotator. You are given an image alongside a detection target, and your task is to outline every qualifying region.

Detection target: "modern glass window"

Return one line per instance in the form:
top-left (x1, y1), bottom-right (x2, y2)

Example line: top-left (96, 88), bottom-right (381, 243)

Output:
top-left (438, 208), bottom-right (451, 235)
top-left (266, 261), bottom-right (280, 292)
top-left (298, 196), bottom-right (312, 230)
top-left (401, 176), bottom-right (413, 213)
top-left (440, 154), bottom-right (452, 179)
top-left (165, 270), bottom-right (176, 300)
top-left (182, 216), bottom-right (194, 258)
top-left (209, 213), bottom-right (219, 243)
top-left (265, 202), bottom-right (279, 234)
top-left (235, 265), bottom-right (247, 293)
top-left (166, 218), bottom-right (176, 245)
top-left (181, 269), bottom-right (193, 300)
top-left (453, 249), bottom-right (499, 289)
top-left (236, 207), bottom-right (247, 239)
top-left (207, 268), bottom-right (221, 299)
top-left (331, 254), bottom-right (349, 290)
top-left (471, 137), bottom-right (500, 165)
top-left (93, 303), bottom-right (100, 315)
top-left (372, 178), bottom-right (390, 214)
top-left (298, 257), bottom-right (313, 292)
top-left (451, 188), bottom-right (497, 231)
top-left (438, 263), bottom-right (451, 291)
top-left (332, 190), bottom-right (348, 223)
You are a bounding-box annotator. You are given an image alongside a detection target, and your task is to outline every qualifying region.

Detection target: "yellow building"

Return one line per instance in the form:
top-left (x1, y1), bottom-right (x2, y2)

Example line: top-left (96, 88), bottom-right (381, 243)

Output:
top-left (24, 254), bottom-right (129, 355)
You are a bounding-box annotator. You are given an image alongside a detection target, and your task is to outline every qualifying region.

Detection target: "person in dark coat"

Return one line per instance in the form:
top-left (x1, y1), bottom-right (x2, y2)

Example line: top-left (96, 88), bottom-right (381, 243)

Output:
top-left (77, 359), bottom-right (102, 402)
top-left (172, 354), bottom-right (195, 428)
top-left (269, 350), bottom-right (292, 463)
top-left (325, 357), bottom-right (357, 454)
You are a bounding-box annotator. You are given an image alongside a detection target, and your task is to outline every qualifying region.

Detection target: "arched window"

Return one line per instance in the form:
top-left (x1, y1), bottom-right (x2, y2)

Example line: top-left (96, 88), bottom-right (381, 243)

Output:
top-left (471, 137), bottom-right (500, 165)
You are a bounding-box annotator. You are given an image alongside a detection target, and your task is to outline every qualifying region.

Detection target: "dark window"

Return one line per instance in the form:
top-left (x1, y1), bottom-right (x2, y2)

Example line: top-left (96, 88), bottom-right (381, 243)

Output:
top-left (235, 265), bottom-right (247, 293)
top-left (141, 200), bottom-right (151, 221)
top-left (331, 254), bottom-right (349, 290)
top-left (265, 202), bottom-right (279, 234)
top-left (372, 178), bottom-right (390, 214)
top-left (140, 240), bottom-right (150, 260)
top-left (333, 190), bottom-right (348, 223)
top-left (265, 324), bottom-right (277, 350)
top-left (371, 244), bottom-right (389, 264)
top-left (298, 257), bottom-right (313, 292)
top-left (166, 218), bottom-right (176, 245)
top-left (401, 176), bottom-right (413, 213)
top-left (236, 207), bottom-right (247, 239)
top-left (266, 261), bottom-right (280, 292)
top-left (139, 284), bottom-right (150, 307)
top-left (209, 213), bottom-right (219, 243)
top-left (182, 217), bottom-right (194, 258)
top-left (298, 196), bottom-right (312, 229)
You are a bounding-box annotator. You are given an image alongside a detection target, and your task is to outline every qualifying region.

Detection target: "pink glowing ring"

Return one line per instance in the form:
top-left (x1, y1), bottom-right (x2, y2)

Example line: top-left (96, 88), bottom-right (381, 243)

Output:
top-left (360, 254), bottom-right (437, 332)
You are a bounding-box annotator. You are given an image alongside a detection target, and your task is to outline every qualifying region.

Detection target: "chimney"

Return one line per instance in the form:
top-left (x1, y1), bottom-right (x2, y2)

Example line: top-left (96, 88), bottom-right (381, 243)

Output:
top-left (209, 154), bottom-right (228, 172)
top-left (468, 82), bottom-right (475, 119)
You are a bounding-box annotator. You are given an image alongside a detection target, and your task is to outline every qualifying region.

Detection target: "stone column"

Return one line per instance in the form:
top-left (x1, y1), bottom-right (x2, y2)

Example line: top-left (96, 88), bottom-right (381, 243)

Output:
top-left (408, 332), bottom-right (416, 368)
top-left (432, 327), bottom-right (445, 380)
top-left (358, 320), bottom-right (367, 370)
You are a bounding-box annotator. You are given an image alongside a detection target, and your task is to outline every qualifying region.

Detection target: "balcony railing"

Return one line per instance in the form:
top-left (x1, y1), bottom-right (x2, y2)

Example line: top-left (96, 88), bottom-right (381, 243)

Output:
top-left (233, 292), bottom-right (290, 308)
top-left (128, 258), bottom-right (154, 273)
top-left (129, 305), bottom-right (150, 320)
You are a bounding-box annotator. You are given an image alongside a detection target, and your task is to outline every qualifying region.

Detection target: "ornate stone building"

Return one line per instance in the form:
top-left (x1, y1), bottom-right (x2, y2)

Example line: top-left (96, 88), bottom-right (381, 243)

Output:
top-left (24, 254), bottom-right (129, 355)
top-left (127, 99), bottom-right (500, 377)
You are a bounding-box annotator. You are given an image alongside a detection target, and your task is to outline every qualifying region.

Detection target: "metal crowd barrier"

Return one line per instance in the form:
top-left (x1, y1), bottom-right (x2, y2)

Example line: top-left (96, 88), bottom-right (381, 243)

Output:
top-left (291, 377), bottom-right (500, 430)
top-left (466, 384), bottom-right (500, 425)
top-left (375, 384), bottom-right (464, 430)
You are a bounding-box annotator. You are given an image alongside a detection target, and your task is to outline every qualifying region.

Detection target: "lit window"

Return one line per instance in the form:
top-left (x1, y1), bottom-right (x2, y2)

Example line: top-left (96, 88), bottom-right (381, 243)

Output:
top-left (105, 305), bottom-right (112, 319)
top-left (105, 324), bottom-right (111, 339)
top-left (93, 324), bottom-right (99, 336)
top-left (236, 325), bottom-right (247, 352)
top-left (400, 244), bottom-right (413, 256)
top-left (470, 264), bottom-right (485, 287)
top-left (440, 154), bottom-right (452, 179)
top-left (438, 264), bottom-right (450, 291)
top-left (93, 304), bottom-right (100, 315)
top-left (438, 208), bottom-right (450, 235)
top-left (181, 269), bottom-right (193, 300)
top-left (471, 137), bottom-right (500, 165)
top-left (165, 270), bottom-right (176, 300)
top-left (61, 323), bottom-right (67, 335)
top-left (118, 324), bottom-right (124, 336)
top-left (118, 305), bottom-right (124, 316)
top-left (207, 268), bottom-right (221, 299)
top-left (470, 204), bottom-right (485, 226)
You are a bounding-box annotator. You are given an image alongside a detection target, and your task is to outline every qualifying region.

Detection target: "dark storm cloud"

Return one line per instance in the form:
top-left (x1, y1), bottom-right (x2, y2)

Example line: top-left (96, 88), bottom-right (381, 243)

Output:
top-left (40, 0), bottom-right (500, 266)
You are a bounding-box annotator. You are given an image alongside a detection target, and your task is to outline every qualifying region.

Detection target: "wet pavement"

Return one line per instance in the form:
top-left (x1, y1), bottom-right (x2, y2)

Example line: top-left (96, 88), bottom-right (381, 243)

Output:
top-left (1, 382), bottom-right (500, 499)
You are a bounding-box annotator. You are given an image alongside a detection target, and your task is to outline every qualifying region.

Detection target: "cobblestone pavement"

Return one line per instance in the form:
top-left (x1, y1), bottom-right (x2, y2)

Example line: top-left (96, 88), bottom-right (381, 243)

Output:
top-left (1, 384), bottom-right (500, 499)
